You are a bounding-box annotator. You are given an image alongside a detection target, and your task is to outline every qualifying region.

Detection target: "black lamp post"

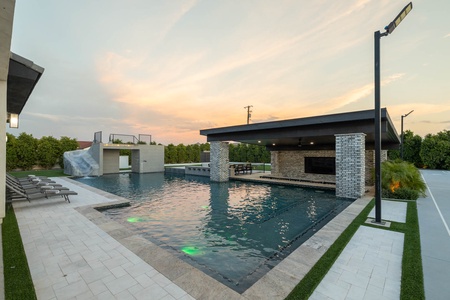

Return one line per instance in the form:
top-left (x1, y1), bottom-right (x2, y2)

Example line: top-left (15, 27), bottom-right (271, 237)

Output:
top-left (374, 2), bottom-right (413, 224)
top-left (401, 110), bottom-right (414, 160)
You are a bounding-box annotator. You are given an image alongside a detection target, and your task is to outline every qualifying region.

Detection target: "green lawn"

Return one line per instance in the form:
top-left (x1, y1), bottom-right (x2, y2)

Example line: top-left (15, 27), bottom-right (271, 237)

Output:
top-left (2, 207), bottom-right (37, 300)
top-left (9, 169), bottom-right (67, 178)
top-left (285, 199), bottom-right (424, 300)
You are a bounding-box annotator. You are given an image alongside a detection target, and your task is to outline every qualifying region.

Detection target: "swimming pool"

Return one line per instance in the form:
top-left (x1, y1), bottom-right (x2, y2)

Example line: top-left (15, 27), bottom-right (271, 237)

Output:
top-left (75, 173), bottom-right (353, 292)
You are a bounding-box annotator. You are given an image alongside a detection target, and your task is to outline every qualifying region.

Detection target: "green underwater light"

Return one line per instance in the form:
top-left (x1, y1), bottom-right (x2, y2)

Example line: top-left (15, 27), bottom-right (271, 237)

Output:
top-left (127, 217), bottom-right (148, 223)
top-left (181, 246), bottom-right (202, 256)
top-left (201, 205), bottom-right (210, 209)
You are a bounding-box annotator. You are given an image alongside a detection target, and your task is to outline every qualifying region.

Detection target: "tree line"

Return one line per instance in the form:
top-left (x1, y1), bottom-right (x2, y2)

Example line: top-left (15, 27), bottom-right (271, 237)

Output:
top-left (8, 129), bottom-right (448, 171)
top-left (6, 133), bottom-right (78, 171)
top-left (6, 133), bottom-right (271, 171)
top-left (163, 142), bottom-right (271, 164)
top-left (388, 129), bottom-right (450, 170)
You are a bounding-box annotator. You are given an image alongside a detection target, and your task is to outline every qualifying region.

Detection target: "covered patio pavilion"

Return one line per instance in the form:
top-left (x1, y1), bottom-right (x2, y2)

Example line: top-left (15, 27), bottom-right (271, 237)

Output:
top-left (200, 108), bottom-right (400, 199)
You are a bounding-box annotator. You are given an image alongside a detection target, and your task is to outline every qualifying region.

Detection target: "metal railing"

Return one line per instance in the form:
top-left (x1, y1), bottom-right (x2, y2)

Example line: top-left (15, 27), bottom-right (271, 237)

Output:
top-left (93, 131), bottom-right (102, 143)
top-left (108, 133), bottom-right (152, 145)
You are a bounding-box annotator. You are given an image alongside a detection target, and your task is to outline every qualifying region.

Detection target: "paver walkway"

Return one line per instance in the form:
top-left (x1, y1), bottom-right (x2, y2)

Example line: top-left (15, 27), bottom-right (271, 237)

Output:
top-left (13, 177), bottom-right (194, 300)
top-left (310, 200), bottom-right (406, 300)
top-left (368, 201), bottom-right (407, 223)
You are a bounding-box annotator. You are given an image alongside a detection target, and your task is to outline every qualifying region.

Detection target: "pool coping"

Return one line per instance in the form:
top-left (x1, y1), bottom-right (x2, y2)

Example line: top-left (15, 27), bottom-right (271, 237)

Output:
top-left (68, 177), bottom-right (372, 300)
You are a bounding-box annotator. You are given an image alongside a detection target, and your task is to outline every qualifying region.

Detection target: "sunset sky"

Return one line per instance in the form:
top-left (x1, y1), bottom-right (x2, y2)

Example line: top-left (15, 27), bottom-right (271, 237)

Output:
top-left (8, 0), bottom-right (450, 145)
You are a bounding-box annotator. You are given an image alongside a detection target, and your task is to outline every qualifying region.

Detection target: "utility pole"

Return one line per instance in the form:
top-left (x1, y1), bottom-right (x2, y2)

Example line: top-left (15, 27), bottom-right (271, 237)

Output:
top-left (244, 105), bottom-right (253, 124)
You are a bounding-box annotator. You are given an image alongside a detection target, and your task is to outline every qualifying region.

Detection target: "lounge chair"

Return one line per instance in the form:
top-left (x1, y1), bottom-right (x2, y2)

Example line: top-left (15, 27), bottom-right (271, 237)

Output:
top-left (6, 184), bottom-right (77, 203)
top-left (6, 175), bottom-right (67, 193)
top-left (6, 175), bottom-right (77, 203)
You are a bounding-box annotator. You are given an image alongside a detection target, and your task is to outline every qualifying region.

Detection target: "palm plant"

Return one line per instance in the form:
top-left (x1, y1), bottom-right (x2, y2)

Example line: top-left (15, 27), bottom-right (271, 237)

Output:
top-left (381, 160), bottom-right (426, 200)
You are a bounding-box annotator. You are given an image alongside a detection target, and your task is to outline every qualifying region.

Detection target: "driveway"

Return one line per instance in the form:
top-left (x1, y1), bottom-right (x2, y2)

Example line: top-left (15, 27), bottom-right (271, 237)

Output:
top-left (418, 169), bottom-right (450, 300)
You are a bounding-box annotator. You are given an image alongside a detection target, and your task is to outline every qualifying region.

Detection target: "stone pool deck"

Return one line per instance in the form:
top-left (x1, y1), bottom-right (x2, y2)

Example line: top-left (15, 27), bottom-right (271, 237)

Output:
top-left (5, 175), bottom-right (411, 300)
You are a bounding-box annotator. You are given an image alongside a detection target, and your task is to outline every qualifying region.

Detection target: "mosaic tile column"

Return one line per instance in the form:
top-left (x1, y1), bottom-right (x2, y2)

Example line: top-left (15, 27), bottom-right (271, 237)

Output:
top-left (210, 141), bottom-right (229, 182)
top-left (335, 133), bottom-right (366, 199)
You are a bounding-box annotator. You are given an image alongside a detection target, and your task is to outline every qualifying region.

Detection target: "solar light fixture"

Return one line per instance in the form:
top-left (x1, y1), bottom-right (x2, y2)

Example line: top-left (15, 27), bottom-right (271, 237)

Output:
top-left (385, 2), bottom-right (413, 35)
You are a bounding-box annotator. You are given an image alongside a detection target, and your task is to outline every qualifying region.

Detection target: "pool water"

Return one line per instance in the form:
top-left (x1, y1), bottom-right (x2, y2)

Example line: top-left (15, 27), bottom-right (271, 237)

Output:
top-left (75, 173), bottom-right (353, 292)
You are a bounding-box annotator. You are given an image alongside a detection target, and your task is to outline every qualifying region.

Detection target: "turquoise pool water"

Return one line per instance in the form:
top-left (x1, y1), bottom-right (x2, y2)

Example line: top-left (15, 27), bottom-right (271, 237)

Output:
top-left (75, 173), bottom-right (353, 292)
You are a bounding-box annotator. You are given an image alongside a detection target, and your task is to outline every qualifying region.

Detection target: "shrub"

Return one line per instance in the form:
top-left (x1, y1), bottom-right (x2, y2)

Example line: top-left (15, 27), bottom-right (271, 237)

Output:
top-left (15, 133), bottom-right (38, 170)
top-left (382, 187), bottom-right (419, 200)
top-left (381, 160), bottom-right (426, 200)
top-left (6, 133), bottom-right (19, 171)
top-left (59, 136), bottom-right (79, 168)
top-left (37, 136), bottom-right (61, 169)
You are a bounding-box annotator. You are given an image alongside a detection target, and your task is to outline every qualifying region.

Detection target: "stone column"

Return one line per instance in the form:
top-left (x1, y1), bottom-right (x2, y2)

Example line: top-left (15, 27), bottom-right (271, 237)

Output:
top-left (335, 133), bottom-right (366, 199)
top-left (210, 141), bottom-right (229, 182)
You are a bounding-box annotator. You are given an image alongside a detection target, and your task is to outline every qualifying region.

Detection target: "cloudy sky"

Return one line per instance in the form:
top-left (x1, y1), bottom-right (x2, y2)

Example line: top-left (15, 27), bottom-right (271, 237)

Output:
top-left (8, 0), bottom-right (450, 145)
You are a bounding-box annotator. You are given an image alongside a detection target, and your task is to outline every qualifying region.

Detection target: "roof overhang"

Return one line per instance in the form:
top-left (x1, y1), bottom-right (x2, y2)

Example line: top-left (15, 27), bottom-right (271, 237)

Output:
top-left (200, 109), bottom-right (400, 150)
top-left (7, 52), bottom-right (44, 115)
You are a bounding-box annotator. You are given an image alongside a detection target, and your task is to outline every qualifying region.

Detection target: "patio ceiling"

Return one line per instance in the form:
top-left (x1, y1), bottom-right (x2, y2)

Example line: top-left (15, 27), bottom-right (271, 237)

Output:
top-left (7, 52), bottom-right (44, 115)
top-left (200, 108), bottom-right (400, 150)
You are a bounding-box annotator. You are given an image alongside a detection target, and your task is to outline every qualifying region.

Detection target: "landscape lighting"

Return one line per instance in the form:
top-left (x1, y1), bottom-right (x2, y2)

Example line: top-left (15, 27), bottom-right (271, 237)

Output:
top-left (373, 2), bottom-right (413, 224)
top-left (9, 113), bottom-right (19, 128)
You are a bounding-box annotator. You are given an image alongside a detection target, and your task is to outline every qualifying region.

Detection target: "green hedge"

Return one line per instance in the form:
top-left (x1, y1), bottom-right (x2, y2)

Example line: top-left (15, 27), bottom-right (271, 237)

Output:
top-left (6, 133), bottom-right (78, 171)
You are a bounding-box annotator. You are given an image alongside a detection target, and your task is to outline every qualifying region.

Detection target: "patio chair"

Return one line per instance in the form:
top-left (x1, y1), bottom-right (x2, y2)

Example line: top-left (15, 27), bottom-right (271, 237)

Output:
top-left (6, 180), bottom-right (77, 203)
top-left (6, 174), bottom-right (66, 193)
top-left (234, 164), bottom-right (245, 175)
top-left (244, 163), bottom-right (252, 174)
top-left (6, 184), bottom-right (77, 203)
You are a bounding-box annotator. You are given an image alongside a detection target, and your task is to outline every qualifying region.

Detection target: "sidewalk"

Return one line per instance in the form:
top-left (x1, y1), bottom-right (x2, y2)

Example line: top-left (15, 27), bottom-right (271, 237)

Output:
top-left (309, 200), bottom-right (407, 300)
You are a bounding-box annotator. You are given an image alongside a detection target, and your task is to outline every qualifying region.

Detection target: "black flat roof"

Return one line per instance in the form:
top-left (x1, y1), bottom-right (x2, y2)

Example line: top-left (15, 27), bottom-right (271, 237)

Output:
top-left (7, 52), bottom-right (44, 115)
top-left (200, 108), bottom-right (400, 150)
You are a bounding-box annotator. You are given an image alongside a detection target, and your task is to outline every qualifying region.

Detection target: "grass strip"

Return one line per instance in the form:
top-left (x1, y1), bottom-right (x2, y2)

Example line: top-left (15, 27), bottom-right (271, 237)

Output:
top-left (285, 199), bottom-right (375, 300)
top-left (2, 206), bottom-right (37, 300)
top-left (390, 202), bottom-right (424, 299)
top-left (9, 169), bottom-right (67, 178)
top-left (399, 202), bottom-right (424, 299)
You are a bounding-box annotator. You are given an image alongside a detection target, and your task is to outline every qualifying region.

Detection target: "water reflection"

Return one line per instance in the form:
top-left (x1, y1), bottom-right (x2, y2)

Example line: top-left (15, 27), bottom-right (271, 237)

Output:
top-left (75, 173), bottom-right (352, 291)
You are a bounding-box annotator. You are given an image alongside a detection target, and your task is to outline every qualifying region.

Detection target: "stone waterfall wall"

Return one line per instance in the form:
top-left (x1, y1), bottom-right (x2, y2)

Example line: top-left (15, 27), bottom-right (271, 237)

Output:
top-left (335, 133), bottom-right (366, 199)
top-left (210, 141), bottom-right (229, 182)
